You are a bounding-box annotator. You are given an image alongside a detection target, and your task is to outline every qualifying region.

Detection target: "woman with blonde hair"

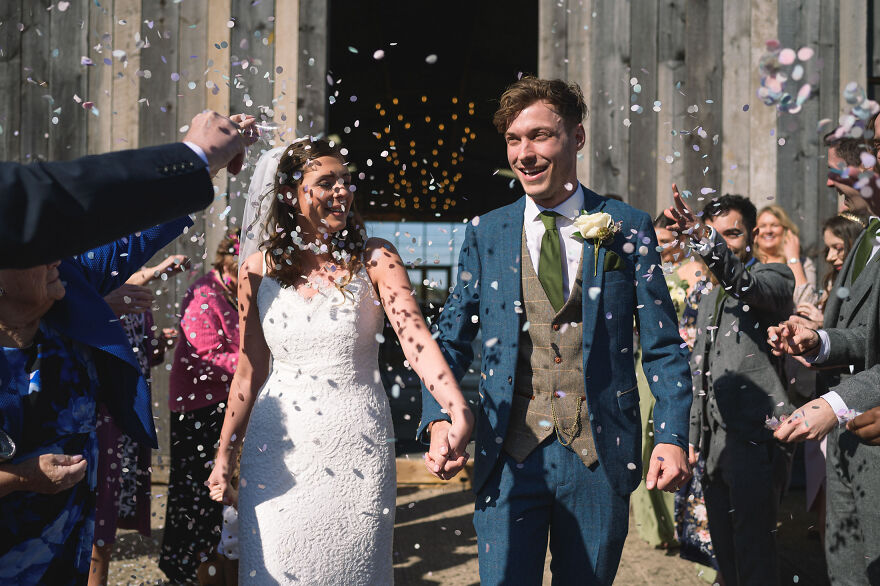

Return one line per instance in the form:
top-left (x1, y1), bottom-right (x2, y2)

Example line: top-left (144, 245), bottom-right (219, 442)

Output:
top-left (754, 204), bottom-right (817, 305)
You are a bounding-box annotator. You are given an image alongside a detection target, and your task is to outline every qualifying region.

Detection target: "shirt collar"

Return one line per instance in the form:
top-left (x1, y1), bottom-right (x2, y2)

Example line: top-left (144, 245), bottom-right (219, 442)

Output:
top-left (524, 184), bottom-right (585, 223)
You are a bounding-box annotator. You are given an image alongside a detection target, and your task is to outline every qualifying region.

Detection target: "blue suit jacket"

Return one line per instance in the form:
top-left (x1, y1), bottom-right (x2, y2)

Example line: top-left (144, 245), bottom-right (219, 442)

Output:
top-left (418, 188), bottom-right (692, 495)
top-left (43, 216), bottom-right (192, 448)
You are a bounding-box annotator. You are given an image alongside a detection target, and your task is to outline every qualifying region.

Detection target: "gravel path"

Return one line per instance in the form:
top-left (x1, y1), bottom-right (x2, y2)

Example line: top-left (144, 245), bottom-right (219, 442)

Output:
top-left (108, 482), bottom-right (825, 585)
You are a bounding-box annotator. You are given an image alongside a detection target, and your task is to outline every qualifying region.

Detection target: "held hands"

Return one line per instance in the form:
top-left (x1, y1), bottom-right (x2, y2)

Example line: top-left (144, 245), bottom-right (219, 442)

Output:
top-left (645, 443), bottom-right (691, 493)
top-left (847, 406), bottom-right (880, 445)
top-left (207, 457), bottom-right (235, 506)
top-left (183, 111), bottom-right (258, 177)
top-left (103, 284), bottom-right (154, 317)
top-left (774, 397), bottom-right (838, 443)
top-left (424, 406), bottom-right (475, 481)
top-left (794, 303), bottom-right (824, 327)
top-left (766, 320), bottom-right (820, 357)
top-left (663, 183), bottom-right (708, 243)
top-left (16, 453), bottom-right (88, 494)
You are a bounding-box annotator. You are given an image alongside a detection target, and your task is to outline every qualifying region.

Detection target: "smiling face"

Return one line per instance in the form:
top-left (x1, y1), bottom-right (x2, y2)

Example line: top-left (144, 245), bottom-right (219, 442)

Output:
top-left (708, 210), bottom-right (750, 260)
top-left (285, 155), bottom-right (354, 236)
top-left (827, 146), bottom-right (871, 214)
top-left (755, 211), bottom-right (785, 255)
top-left (824, 228), bottom-right (847, 271)
top-left (0, 262), bottom-right (66, 324)
top-left (504, 100), bottom-right (585, 208)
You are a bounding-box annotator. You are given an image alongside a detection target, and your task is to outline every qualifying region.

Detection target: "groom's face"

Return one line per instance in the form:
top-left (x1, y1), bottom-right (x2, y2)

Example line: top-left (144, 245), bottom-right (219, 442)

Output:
top-left (505, 100), bottom-right (584, 206)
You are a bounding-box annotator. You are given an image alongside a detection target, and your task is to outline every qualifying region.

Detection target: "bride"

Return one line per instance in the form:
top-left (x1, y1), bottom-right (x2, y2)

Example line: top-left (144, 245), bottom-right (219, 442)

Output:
top-left (206, 138), bottom-right (474, 584)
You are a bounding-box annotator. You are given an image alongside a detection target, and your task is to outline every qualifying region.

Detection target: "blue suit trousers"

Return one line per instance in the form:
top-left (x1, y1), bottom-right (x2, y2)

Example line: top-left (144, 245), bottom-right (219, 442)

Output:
top-left (474, 437), bottom-right (630, 585)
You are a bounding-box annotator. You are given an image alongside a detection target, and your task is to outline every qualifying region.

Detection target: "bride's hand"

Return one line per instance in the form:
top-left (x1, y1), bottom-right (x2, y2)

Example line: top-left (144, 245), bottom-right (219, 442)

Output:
top-left (446, 404), bottom-right (474, 460)
top-left (206, 460), bottom-right (233, 505)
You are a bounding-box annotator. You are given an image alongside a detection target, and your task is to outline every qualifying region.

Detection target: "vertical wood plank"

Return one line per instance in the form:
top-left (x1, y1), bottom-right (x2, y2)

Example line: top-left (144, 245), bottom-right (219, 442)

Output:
top-left (112, 0), bottom-right (141, 150)
top-left (86, 0), bottom-right (113, 155)
top-left (588, 0), bottom-right (630, 198)
top-left (776, 0), bottom-right (824, 255)
top-left (48, 0), bottom-right (88, 161)
top-left (20, 0), bottom-right (52, 163)
top-left (839, 0), bottom-right (867, 114)
top-left (683, 0), bottom-right (723, 208)
top-left (655, 0), bottom-right (687, 215)
top-left (228, 0), bottom-right (275, 225)
top-left (296, 0), bottom-right (327, 135)
top-left (627, 0), bottom-right (658, 214)
top-left (538, 0), bottom-right (569, 80)
top-left (229, 0), bottom-right (274, 120)
top-left (749, 0), bottom-right (778, 203)
top-left (139, 0), bottom-right (180, 148)
top-left (720, 0), bottom-right (751, 196)
top-left (273, 0), bottom-right (298, 133)
top-left (818, 0), bottom-right (841, 222)
top-left (204, 0), bottom-right (233, 264)
top-left (566, 0), bottom-right (592, 186)
top-left (0, 0), bottom-right (23, 163)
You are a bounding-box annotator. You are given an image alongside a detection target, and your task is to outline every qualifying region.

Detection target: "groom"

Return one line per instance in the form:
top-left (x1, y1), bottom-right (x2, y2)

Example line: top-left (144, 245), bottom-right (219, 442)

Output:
top-left (418, 77), bottom-right (692, 584)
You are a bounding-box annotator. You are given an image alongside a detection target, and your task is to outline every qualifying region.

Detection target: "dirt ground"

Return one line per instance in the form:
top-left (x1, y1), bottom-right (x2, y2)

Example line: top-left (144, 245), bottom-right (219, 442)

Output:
top-left (107, 476), bottom-right (827, 585)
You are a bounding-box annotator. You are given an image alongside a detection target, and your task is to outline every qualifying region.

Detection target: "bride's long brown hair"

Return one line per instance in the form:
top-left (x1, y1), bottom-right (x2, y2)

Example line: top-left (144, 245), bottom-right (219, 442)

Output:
top-left (261, 138), bottom-right (367, 290)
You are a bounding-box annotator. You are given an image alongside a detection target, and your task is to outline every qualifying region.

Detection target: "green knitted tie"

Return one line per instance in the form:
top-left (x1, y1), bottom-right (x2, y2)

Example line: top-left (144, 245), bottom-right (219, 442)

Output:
top-left (851, 218), bottom-right (880, 283)
top-left (538, 210), bottom-right (564, 312)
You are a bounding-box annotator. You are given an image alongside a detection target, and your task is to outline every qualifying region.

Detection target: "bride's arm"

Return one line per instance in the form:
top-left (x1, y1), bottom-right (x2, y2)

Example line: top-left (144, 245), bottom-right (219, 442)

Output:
top-left (364, 238), bottom-right (474, 456)
top-left (207, 251), bottom-right (271, 504)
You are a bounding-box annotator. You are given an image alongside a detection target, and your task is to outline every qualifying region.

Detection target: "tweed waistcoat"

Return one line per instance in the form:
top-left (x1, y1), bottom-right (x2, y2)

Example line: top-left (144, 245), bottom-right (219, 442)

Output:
top-left (503, 231), bottom-right (598, 467)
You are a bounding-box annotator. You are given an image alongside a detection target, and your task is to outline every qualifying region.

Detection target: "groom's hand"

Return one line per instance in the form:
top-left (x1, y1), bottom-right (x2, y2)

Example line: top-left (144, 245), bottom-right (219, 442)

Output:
top-left (425, 421), bottom-right (468, 481)
top-left (646, 443), bottom-right (691, 493)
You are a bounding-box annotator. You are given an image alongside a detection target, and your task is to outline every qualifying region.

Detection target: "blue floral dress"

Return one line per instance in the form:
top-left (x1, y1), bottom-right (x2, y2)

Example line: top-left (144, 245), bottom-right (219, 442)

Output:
top-left (0, 323), bottom-right (100, 585)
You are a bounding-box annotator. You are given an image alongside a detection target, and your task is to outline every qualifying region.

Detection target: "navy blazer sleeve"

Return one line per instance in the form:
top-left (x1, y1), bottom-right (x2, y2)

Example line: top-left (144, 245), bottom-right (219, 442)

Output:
top-left (0, 143), bottom-right (212, 269)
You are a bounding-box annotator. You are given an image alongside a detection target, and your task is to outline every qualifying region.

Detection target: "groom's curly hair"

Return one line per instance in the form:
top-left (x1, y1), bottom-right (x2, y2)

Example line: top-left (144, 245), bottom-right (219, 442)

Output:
top-left (493, 76), bottom-right (588, 133)
top-left (261, 137), bottom-right (367, 292)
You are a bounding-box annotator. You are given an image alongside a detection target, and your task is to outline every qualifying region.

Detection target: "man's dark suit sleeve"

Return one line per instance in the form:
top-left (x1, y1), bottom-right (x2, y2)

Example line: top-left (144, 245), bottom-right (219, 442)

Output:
top-left (0, 143), bottom-right (213, 268)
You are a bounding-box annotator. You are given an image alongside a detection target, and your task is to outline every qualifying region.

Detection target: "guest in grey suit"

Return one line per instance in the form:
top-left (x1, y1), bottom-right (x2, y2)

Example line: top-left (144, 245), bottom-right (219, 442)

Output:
top-left (767, 133), bottom-right (880, 585)
top-left (666, 191), bottom-right (794, 585)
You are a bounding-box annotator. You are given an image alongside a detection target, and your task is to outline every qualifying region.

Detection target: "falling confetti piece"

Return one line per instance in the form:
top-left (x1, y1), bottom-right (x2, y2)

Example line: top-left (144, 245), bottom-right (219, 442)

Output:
top-left (373, 49), bottom-right (385, 60)
top-left (797, 47), bottom-right (814, 61)
top-left (425, 54), bottom-right (438, 64)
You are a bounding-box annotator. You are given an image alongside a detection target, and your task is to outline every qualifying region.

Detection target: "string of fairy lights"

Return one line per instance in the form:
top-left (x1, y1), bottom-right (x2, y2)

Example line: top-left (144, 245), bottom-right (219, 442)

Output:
top-left (372, 95), bottom-right (476, 212)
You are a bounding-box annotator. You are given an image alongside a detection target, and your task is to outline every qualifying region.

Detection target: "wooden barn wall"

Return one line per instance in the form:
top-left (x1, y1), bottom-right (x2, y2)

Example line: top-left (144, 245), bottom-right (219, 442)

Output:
top-left (538, 0), bottom-right (854, 259)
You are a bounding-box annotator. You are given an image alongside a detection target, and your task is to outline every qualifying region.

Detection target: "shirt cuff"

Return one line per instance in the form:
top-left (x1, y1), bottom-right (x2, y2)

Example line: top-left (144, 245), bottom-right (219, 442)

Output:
top-left (183, 141), bottom-right (210, 168)
top-left (820, 391), bottom-right (849, 424)
top-left (804, 329), bottom-right (830, 364)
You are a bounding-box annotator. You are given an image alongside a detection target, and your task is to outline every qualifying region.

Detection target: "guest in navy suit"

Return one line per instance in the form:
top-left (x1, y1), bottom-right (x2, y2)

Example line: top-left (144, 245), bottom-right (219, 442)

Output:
top-left (0, 217), bottom-right (189, 583)
top-left (419, 77), bottom-right (692, 584)
top-left (1, 111), bottom-right (256, 269)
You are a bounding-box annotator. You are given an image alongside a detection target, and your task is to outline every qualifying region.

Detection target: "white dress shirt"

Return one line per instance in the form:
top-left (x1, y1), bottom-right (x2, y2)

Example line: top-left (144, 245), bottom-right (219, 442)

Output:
top-left (524, 186), bottom-right (585, 302)
top-left (806, 216), bottom-right (880, 421)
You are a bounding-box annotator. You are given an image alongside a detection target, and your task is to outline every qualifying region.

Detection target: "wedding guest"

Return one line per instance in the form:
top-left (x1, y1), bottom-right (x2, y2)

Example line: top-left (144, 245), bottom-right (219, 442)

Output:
top-left (160, 232), bottom-right (241, 583)
top-left (89, 255), bottom-right (187, 586)
top-left (794, 213), bottom-right (867, 327)
top-left (754, 205), bottom-right (817, 306)
top-left (0, 219), bottom-right (191, 584)
top-left (667, 190), bottom-right (794, 585)
top-left (1, 112), bottom-right (256, 269)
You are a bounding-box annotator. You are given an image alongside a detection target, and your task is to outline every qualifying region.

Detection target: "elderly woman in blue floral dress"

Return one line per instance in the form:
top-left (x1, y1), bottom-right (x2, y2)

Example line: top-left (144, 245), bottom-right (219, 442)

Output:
top-left (0, 217), bottom-right (190, 584)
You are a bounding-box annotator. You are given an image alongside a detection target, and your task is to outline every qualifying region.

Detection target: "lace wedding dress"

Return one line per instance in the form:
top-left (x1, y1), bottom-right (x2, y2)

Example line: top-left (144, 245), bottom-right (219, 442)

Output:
top-left (237, 267), bottom-right (396, 584)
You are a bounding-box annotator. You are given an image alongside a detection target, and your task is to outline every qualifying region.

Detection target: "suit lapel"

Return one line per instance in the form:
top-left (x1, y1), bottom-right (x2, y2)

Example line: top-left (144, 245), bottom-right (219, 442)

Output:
top-left (580, 185), bottom-right (609, 368)
top-left (500, 197), bottom-right (526, 340)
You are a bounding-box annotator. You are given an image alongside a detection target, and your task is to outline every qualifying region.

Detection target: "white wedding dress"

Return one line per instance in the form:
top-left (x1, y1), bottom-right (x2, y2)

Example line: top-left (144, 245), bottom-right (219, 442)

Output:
top-left (237, 267), bottom-right (396, 584)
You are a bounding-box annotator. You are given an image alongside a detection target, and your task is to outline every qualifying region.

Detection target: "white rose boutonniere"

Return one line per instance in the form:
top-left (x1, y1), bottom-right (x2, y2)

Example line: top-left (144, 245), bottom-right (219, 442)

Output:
top-left (572, 211), bottom-right (621, 275)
